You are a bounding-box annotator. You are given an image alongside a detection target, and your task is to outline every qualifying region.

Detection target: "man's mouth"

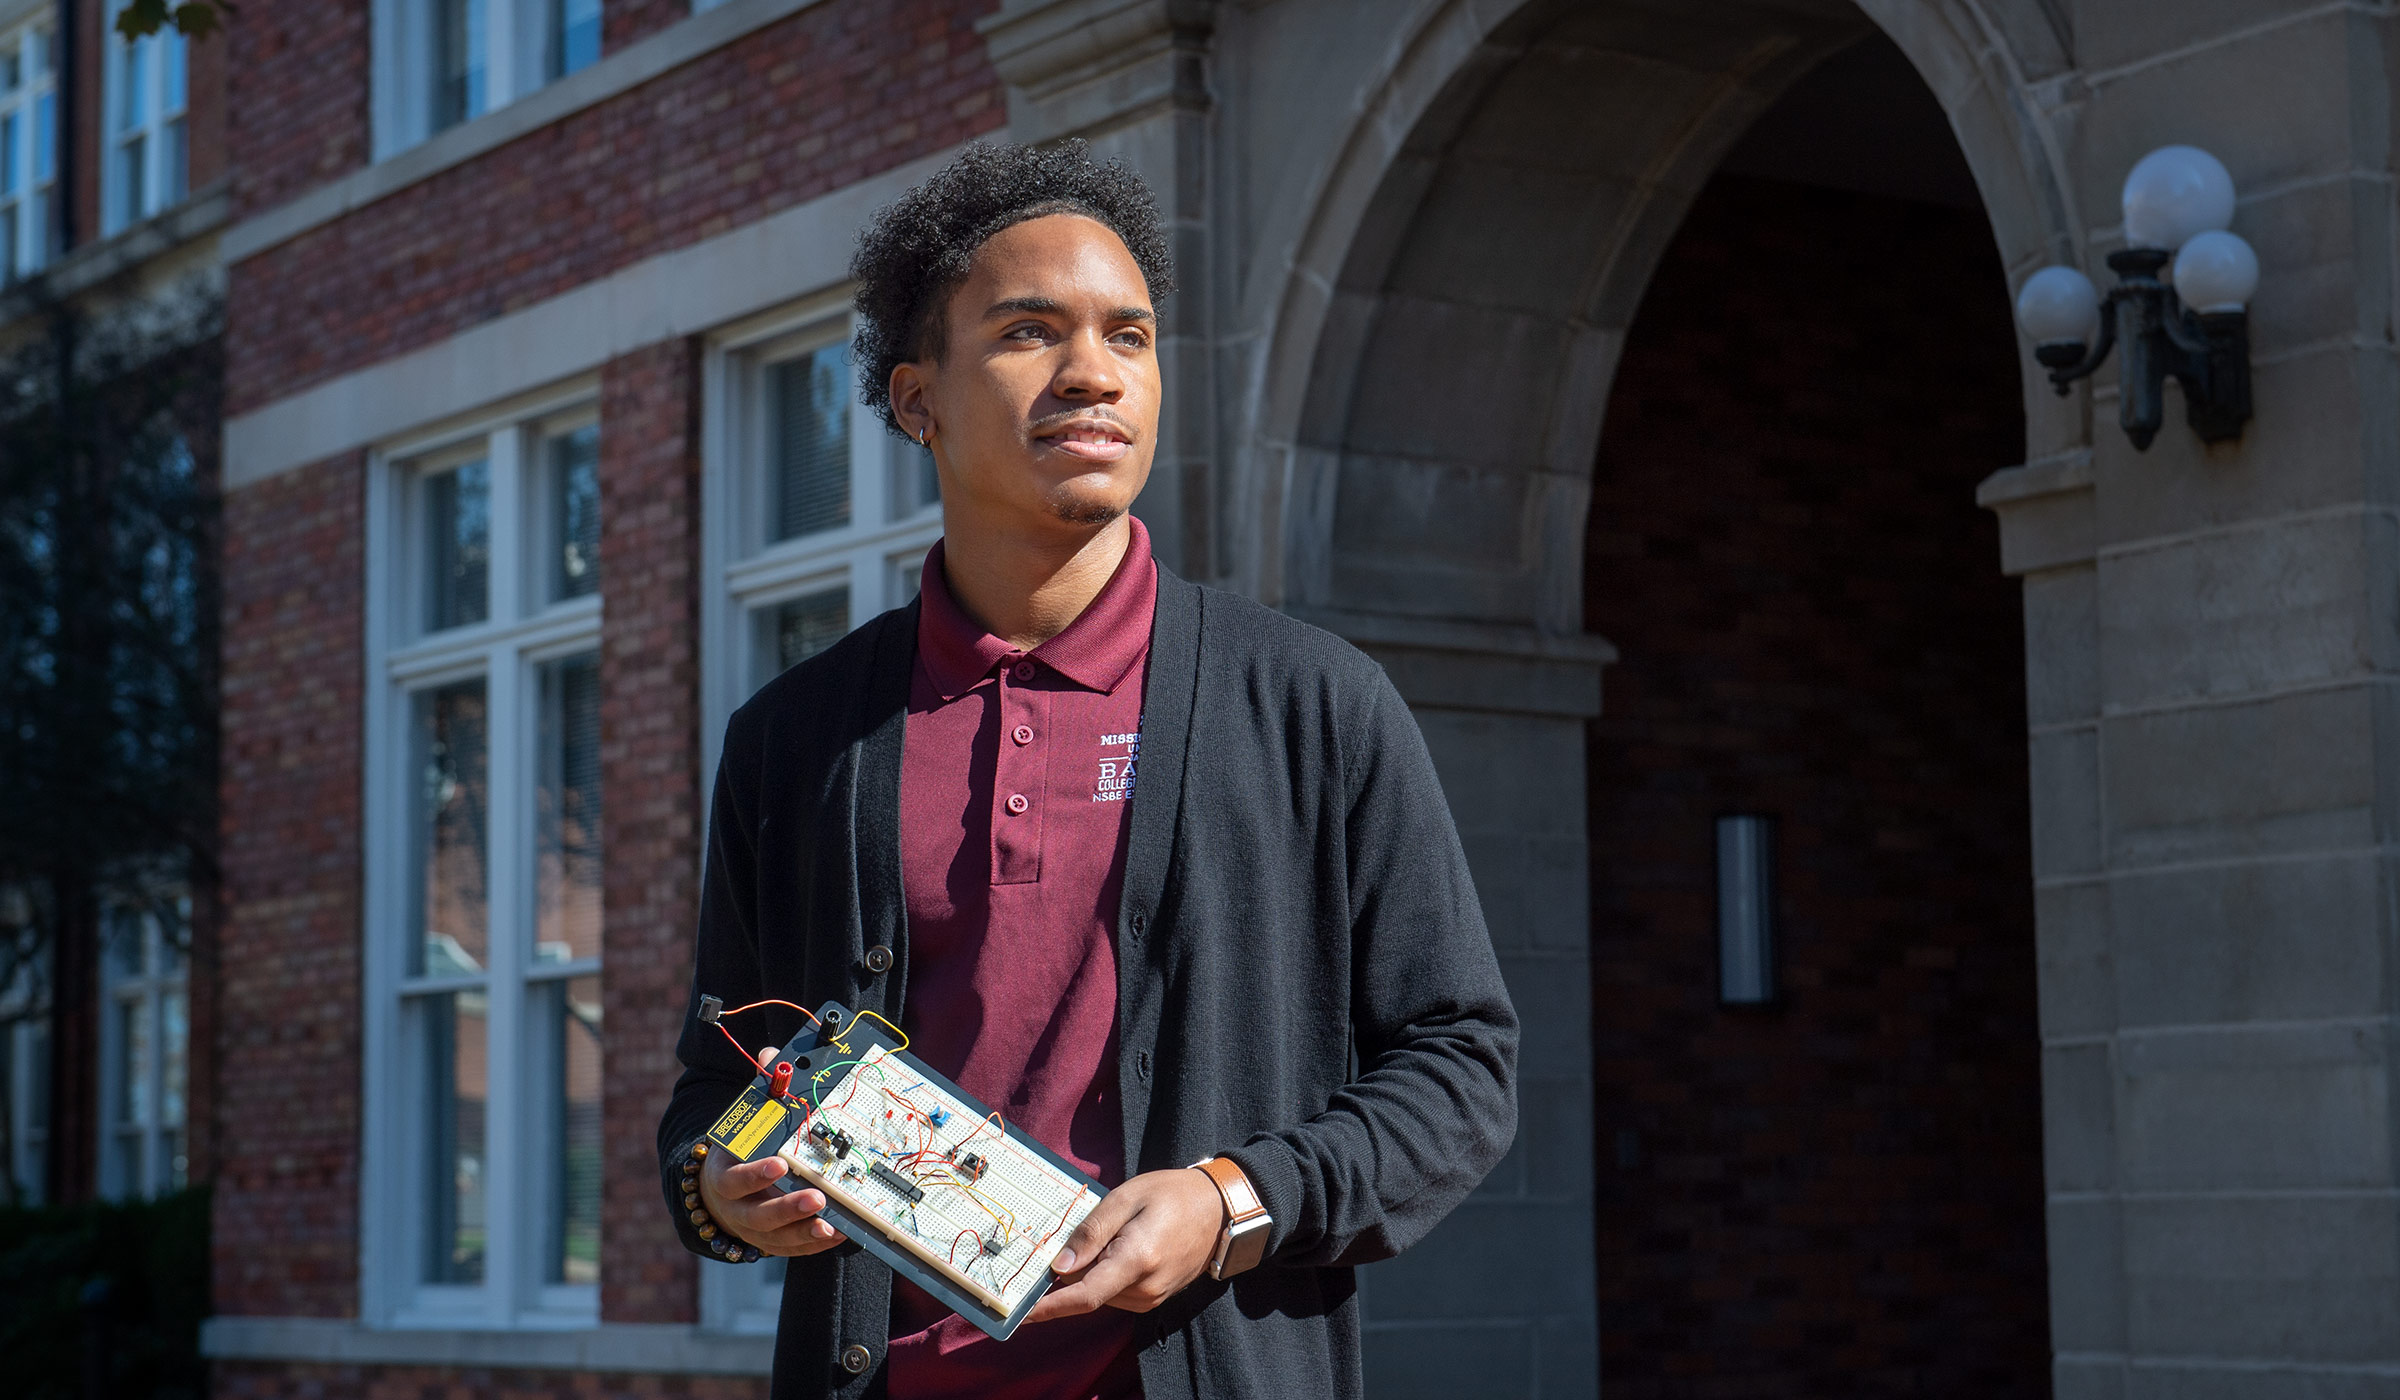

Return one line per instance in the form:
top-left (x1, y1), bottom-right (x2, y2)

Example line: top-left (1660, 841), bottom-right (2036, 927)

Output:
top-left (1035, 417), bottom-right (1133, 462)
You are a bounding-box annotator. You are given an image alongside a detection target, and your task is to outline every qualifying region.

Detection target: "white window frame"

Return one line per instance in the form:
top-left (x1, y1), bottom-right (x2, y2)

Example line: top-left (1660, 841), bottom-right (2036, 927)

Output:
top-left (696, 295), bottom-right (942, 1331)
top-left (99, 0), bottom-right (186, 234)
top-left (362, 384), bottom-right (606, 1331)
top-left (371, 0), bottom-right (602, 161)
top-left (0, 15), bottom-right (56, 278)
top-left (99, 901), bottom-right (189, 1199)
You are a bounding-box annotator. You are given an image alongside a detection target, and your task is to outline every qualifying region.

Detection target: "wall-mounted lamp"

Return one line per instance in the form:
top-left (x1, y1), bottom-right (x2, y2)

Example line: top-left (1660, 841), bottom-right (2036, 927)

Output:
top-left (1715, 815), bottom-right (1776, 1006)
top-left (2015, 145), bottom-right (2258, 450)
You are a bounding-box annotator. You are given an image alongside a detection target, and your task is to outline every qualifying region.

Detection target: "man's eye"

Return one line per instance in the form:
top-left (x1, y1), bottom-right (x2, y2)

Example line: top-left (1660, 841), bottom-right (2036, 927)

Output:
top-left (1006, 324), bottom-right (1049, 342)
top-left (1111, 331), bottom-right (1150, 348)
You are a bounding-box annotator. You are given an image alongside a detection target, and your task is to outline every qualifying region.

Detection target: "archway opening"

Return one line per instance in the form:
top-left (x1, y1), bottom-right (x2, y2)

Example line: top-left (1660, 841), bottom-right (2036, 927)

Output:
top-left (1584, 31), bottom-right (2049, 1395)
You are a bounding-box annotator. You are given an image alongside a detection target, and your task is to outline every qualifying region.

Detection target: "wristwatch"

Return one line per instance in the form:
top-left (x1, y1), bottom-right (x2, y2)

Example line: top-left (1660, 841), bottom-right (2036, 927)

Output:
top-left (1189, 1155), bottom-right (1272, 1280)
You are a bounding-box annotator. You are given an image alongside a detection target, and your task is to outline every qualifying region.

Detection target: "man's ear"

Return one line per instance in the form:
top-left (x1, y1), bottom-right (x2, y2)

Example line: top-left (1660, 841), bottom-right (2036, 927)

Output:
top-left (888, 361), bottom-right (933, 443)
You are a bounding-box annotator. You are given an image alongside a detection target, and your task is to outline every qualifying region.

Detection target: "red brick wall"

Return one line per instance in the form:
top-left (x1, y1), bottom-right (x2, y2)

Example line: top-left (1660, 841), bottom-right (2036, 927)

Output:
top-left (606, 0), bottom-right (695, 52)
top-left (1584, 175), bottom-right (2049, 1396)
top-left (213, 450), bottom-right (365, 1317)
top-left (222, 0), bottom-right (371, 219)
top-left (186, 23), bottom-right (230, 193)
top-left (223, 0), bottom-right (1003, 416)
top-left (216, 1362), bottom-right (766, 1399)
top-left (596, 339), bottom-right (709, 1324)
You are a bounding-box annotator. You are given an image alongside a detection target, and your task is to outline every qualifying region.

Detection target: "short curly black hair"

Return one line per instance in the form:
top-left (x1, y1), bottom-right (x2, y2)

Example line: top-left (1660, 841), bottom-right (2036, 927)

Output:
top-left (849, 140), bottom-right (1177, 437)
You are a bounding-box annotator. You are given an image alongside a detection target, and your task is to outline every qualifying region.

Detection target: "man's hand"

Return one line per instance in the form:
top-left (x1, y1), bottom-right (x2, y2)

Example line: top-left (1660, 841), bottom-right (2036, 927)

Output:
top-left (694, 1048), bottom-right (849, 1258)
top-left (1024, 1166), bottom-right (1224, 1323)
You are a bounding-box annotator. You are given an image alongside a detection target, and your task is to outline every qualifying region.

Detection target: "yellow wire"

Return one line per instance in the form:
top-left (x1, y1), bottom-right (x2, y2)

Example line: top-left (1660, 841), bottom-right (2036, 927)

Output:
top-left (847, 1007), bottom-right (911, 1053)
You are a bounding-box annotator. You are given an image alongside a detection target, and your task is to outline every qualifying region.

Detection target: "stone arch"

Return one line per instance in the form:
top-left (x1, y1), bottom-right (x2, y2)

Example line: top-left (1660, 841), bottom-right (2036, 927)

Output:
top-left (1241, 0), bottom-right (2086, 618)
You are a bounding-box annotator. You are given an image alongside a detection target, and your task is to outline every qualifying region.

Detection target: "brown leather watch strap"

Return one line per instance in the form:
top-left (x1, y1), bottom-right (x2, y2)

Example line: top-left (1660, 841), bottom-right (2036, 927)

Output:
top-left (1195, 1156), bottom-right (1266, 1224)
top-left (1191, 1156), bottom-right (1271, 1280)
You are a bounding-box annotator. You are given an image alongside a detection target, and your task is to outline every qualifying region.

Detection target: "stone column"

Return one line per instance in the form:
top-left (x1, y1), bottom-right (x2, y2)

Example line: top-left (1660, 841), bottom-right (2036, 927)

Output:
top-left (1981, 7), bottom-right (2400, 1392)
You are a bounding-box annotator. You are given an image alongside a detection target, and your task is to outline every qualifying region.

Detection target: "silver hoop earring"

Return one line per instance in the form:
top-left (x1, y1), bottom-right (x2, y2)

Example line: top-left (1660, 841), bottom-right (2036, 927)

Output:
top-left (918, 424), bottom-right (931, 447)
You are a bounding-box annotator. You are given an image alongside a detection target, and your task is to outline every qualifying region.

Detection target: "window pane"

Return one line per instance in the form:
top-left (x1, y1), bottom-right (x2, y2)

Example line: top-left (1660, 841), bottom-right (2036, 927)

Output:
top-left (162, 29), bottom-right (185, 114)
top-left (116, 131), bottom-right (144, 222)
top-left (535, 653), bottom-right (601, 965)
top-left (549, 424), bottom-right (600, 601)
top-left (117, 36), bottom-right (144, 131)
top-left (415, 989), bottom-right (488, 1284)
top-left (537, 973), bottom-right (602, 1284)
top-left (754, 586), bottom-right (848, 690)
top-left (163, 987), bottom-right (186, 1130)
top-left (34, 90), bottom-right (51, 185)
top-left (164, 115), bottom-right (185, 204)
top-left (770, 344), bottom-right (851, 541)
top-left (433, 0), bottom-right (486, 131)
top-left (2, 112), bottom-right (16, 192)
top-left (115, 995), bottom-right (149, 1126)
top-left (424, 459), bottom-right (490, 631)
top-left (0, 45), bottom-right (16, 93)
top-left (550, 0), bottom-right (600, 80)
top-left (411, 679), bottom-right (489, 978)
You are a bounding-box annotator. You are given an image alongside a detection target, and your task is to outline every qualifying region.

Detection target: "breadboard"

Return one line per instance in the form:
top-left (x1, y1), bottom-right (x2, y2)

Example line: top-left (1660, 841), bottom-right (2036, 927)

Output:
top-left (703, 1000), bottom-right (1105, 1340)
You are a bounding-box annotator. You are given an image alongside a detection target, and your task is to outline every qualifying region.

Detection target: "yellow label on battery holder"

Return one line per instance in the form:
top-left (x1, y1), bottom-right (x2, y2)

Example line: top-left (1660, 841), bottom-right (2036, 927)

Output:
top-left (726, 1098), bottom-right (788, 1158)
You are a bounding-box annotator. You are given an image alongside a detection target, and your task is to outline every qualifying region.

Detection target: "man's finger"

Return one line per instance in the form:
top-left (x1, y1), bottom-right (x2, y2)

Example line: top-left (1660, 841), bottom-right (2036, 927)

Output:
top-left (755, 1046), bottom-right (776, 1070)
top-left (1026, 1245), bottom-right (1143, 1323)
top-left (720, 1156), bottom-right (789, 1197)
top-left (1052, 1190), bottom-right (1140, 1274)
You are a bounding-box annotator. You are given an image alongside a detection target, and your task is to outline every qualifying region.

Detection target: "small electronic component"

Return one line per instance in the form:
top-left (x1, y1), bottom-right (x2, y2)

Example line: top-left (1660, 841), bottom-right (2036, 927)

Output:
top-left (980, 1236), bottom-right (1003, 1257)
top-left (699, 994), bottom-right (724, 1024)
top-left (871, 1162), bottom-right (926, 1204)
top-left (927, 1107), bottom-right (950, 1128)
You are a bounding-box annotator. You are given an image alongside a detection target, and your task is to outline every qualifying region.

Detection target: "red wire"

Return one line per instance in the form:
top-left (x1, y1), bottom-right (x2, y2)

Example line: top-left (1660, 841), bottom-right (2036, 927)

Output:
top-left (950, 1228), bottom-right (980, 1265)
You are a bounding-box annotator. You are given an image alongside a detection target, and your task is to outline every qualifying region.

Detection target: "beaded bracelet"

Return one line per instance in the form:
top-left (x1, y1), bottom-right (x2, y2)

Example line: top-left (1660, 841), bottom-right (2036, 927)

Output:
top-left (681, 1140), bottom-right (765, 1263)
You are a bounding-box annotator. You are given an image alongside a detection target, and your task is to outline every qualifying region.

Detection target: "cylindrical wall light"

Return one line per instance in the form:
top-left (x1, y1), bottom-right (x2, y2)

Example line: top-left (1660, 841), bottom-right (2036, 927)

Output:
top-left (1715, 815), bottom-right (1777, 1006)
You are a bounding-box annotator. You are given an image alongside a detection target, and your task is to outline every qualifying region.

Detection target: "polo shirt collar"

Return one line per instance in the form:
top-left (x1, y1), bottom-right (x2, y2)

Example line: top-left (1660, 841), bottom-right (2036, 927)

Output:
top-left (915, 515), bottom-right (1157, 701)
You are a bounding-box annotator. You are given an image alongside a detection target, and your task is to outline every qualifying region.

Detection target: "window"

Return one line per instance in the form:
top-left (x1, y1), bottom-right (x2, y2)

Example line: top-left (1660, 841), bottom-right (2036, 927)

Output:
top-left (365, 396), bottom-right (604, 1327)
top-left (378, 0), bottom-right (602, 157)
top-left (699, 311), bottom-right (940, 1330)
top-left (0, 17), bottom-right (55, 278)
top-left (100, 902), bottom-right (189, 1199)
top-left (0, 901), bottom-right (46, 1206)
top-left (101, 3), bottom-right (186, 233)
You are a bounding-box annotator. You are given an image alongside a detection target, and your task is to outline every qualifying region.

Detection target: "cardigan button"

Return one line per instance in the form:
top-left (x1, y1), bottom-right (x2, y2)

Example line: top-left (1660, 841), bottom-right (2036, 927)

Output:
top-left (864, 945), bottom-right (893, 974)
top-left (841, 1343), bottom-right (873, 1375)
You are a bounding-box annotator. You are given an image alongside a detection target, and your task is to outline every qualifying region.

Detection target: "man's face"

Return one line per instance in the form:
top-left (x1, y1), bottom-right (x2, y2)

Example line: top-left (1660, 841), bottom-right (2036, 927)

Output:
top-left (895, 213), bottom-right (1161, 531)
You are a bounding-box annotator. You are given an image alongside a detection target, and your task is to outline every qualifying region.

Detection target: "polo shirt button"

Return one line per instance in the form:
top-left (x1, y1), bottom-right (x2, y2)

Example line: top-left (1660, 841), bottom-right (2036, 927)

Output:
top-left (841, 1343), bottom-right (873, 1375)
top-left (1006, 793), bottom-right (1029, 815)
top-left (1013, 724), bottom-right (1033, 745)
top-left (1012, 661), bottom-right (1036, 681)
top-left (863, 945), bottom-right (892, 974)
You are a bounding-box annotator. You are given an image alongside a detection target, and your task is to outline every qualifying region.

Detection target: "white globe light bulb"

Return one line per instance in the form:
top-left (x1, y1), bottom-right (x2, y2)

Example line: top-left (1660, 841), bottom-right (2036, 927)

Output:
top-left (2172, 229), bottom-right (2259, 312)
top-left (2122, 145), bottom-right (2236, 251)
top-left (2016, 265), bottom-right (2099, 344)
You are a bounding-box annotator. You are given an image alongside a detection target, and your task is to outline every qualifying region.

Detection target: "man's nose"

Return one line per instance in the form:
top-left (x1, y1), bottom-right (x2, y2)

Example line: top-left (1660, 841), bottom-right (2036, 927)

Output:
top-left (1051, 327), bottom-right (1125, 401)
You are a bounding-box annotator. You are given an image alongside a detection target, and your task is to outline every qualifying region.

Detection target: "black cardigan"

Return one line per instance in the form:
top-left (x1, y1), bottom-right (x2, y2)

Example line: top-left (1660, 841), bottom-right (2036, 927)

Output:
top-left (655, 565), bottom-right (1520, 1400)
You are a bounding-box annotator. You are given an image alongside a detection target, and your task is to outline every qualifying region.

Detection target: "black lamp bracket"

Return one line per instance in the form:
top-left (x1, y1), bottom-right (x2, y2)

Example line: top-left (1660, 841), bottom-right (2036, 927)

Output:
top-left (2036, 248), bottom-right (2252, 450)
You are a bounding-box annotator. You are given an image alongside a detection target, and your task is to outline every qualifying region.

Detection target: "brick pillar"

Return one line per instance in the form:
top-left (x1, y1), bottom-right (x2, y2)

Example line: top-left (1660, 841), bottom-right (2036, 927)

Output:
top-left (597, 338), bottom-right (706, 1324)
top-left (212, 451), bottom-right (366, 1318)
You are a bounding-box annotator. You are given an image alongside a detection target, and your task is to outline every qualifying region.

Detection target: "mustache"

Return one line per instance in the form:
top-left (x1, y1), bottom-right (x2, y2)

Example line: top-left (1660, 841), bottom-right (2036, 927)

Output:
top-left (1028, 406), bottom-right (1137, 440)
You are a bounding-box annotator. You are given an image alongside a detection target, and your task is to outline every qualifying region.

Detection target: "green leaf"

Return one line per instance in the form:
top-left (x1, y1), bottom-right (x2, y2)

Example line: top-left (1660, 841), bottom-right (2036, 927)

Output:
top-left (114, 0), bottom-right (228, 40)
top-left (111, 0), bottom-right (172, 39)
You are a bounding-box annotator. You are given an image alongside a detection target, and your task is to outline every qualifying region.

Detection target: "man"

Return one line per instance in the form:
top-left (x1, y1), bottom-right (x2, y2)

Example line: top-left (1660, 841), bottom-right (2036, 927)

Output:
top-left (656, 140), bottom-right (1517, 1400)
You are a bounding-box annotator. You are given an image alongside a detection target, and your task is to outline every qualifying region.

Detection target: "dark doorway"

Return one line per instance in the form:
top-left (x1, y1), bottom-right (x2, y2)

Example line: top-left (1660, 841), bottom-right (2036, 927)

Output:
top-left (1584, 34), bottom-right (2051, 1398)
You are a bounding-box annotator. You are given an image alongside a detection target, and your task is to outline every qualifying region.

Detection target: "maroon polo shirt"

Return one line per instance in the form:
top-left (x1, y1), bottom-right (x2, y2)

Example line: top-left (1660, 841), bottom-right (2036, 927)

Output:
top-left (884, 518), bottom-right (1156, 1400)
